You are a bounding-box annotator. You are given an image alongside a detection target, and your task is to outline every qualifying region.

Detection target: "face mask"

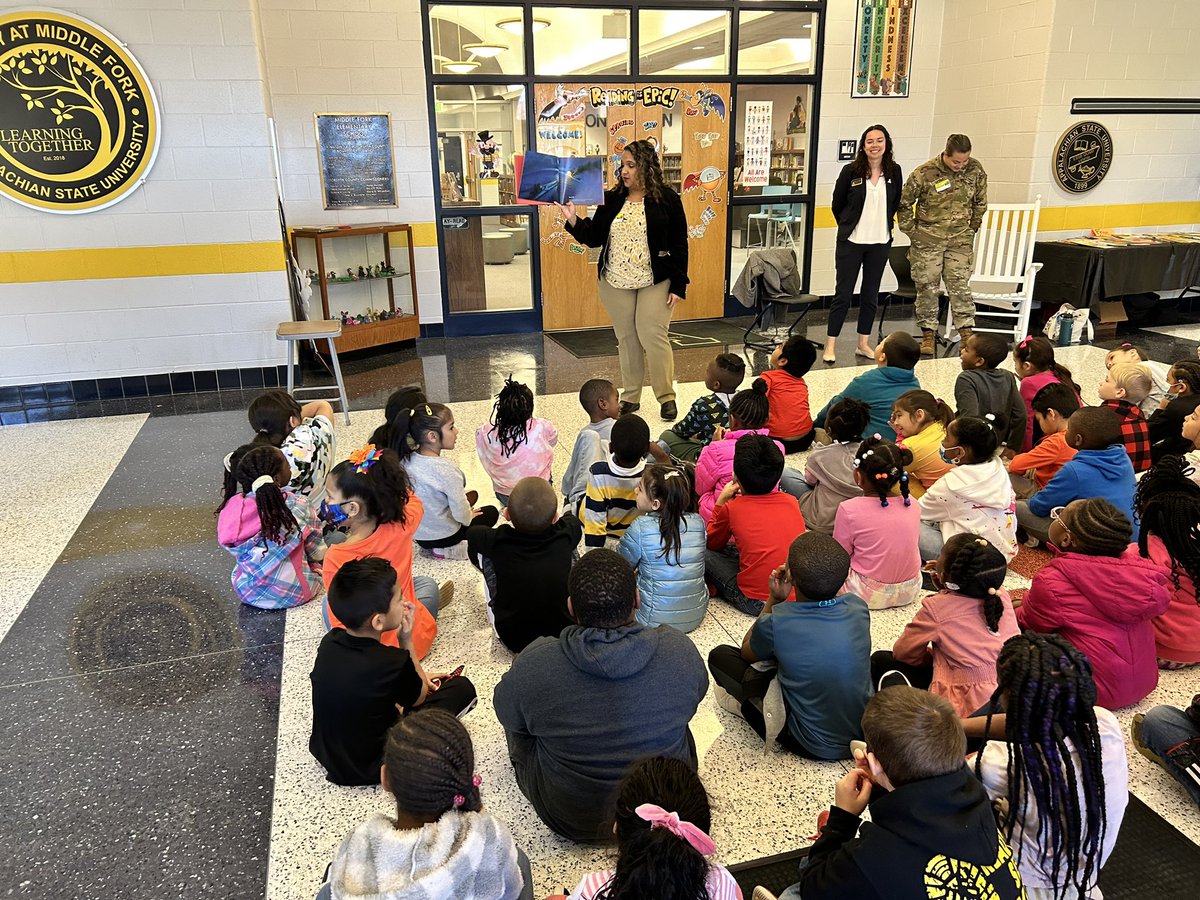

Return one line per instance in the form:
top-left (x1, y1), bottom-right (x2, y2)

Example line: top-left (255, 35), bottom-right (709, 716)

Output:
top-left (319, 500), bottom-right (350, 525)
top-left (938, 446), bottom-right (962, 465)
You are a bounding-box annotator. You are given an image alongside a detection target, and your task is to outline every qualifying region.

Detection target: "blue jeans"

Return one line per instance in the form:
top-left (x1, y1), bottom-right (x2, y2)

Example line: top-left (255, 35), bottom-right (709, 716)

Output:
top-left (705, 546), bottom-right (764, 616)
top-left (778, 468), bottom-right (813, 502)
top-left (919, 521), bottom-right (944, 563)
top-left (1141, 705), bottom-right (1200, 807)
top-left (322, 574), bottom-right (440, 630)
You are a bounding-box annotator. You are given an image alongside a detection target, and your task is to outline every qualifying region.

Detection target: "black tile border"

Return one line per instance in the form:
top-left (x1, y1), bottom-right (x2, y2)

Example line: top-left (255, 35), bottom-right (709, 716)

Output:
top-left (1, 366), bottom-right (297, 418)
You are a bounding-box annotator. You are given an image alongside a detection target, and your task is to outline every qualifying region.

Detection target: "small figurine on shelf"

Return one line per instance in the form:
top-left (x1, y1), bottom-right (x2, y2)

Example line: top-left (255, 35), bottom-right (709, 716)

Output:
top-left (373, 264), bottom-right (381, 278)
top-left (305, 269), bottom-right (317, 282)
top-left (347, 268), bottom-right (358, 281)
top-left (358, 265), bottom-right (367, 280)
top-left (339, 310), bottom-right (352, 325)
top-left (328, 271), bottom-right (338, 282)
top-left (379, 260), bottom-right (394, 276)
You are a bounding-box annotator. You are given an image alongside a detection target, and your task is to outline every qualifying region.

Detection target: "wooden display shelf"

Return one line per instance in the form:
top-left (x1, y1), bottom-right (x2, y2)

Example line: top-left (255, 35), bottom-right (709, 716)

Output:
top-left (316, 315), bottom-right (420, 354)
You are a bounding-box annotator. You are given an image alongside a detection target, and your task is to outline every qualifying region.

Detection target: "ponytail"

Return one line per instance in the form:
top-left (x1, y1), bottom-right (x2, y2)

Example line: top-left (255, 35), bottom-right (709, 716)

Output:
top-left (389, 402), bottom-right (450, 460)
top-left (247, 390), bottom-right (302, 449)
top-left (855, 435), bottom-right (914, 507)
top-left (893, 389), bottom-right (954, 431)
top-left (216, 443), bottom-right (258, 515)
top-left (235, 445), bottom-right (299, 544)
top-left (1015, 336), bottom-right (1080, 396)
top-left (942, 534), bottom-right (1007, 631)
top-left (642, 464), bottom-right (697, 565)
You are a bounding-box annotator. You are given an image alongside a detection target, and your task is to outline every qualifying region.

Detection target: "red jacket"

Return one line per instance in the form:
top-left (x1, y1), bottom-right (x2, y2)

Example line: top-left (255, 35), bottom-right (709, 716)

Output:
top-left (1017, 547), bottom-right (1171, 709)
top-left (1101, 399), bottom-right (1151, 473)
top-left (706, 492), bottom-right (805, 601)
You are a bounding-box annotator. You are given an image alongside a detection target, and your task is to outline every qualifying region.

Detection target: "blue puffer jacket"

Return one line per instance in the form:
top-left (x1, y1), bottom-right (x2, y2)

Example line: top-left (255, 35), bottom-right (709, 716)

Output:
top-left (616, 512), bottom-right (708, 633)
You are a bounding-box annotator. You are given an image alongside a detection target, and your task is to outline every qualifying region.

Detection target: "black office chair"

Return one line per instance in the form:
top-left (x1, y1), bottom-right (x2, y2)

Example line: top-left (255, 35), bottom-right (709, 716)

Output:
top-left (735, 251), bottom-right (823, 353)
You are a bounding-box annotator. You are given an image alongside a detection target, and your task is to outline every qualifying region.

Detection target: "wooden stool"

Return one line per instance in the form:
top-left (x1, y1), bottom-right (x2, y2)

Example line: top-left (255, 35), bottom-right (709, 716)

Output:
top-left (500, 226), bottom-right (528, 255)
top-left (483, 232), bottom-right (514, 264)
top-left (276, 320), bottom-right (351, 425)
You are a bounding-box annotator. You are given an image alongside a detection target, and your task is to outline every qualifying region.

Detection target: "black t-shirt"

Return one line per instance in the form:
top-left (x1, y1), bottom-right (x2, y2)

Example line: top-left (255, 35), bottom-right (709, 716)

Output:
top-left (309, 629), bottom-right (422, 786)
top-left (467, 515), bottom-right (582, 653)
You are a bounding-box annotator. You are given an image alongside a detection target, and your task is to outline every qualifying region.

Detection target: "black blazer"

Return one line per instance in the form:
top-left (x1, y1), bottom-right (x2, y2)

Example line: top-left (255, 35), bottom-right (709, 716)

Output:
top-left (564, 188), bottom-right (690, 297)
top-left (831, 163), bottom-right (903, 243)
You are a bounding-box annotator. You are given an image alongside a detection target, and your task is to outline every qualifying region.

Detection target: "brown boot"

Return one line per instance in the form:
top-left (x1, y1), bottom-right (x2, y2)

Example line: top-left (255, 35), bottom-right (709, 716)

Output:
top-left (957, 326), bottom-right (974, 346)
top-left (920, 329), bottom-right (936, 357)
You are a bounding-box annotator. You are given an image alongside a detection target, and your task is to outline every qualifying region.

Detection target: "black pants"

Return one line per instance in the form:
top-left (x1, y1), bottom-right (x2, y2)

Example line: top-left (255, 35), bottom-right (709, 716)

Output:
top-left (869, 650), bottom-right (933, 691)
top-left (828, 240), bottom-right (890, 337)
top-left (775, 430), bottom-right (816, 454)
top-left (707, 645), bottom-right (815, 757)
top-left (416, 506), bottom-right (500, 549)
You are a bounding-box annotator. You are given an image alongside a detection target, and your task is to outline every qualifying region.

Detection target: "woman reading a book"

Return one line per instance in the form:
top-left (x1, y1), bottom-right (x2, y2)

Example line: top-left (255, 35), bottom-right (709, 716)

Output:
top-left (559, 140), bottom-right (689, 422)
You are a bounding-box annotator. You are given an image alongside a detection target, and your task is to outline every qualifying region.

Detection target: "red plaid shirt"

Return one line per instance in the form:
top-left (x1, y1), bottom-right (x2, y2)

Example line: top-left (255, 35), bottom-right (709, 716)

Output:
top-left (1102, 399), bottom-right (1152, 472)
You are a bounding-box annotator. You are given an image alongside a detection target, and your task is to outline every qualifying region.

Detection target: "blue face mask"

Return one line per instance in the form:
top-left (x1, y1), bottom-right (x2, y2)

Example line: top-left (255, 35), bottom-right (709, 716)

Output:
top-left (938, 445), bottom-right (962, 465)
top-left (319, 500), bottom-right (350, 525)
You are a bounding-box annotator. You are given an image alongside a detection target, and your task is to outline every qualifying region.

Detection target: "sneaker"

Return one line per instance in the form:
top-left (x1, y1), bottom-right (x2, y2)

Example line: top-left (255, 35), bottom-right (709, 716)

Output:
top-left (714, 685), bottom-right (745, 718)
top-left (438, 580), bottom-right (455, 611)
top-left (920, 329), bottom-right (936, 357)
top-left (432, 543), bottom-right (469, 561)
top-left (1131, 714), bottom-right (1165, 769)
top-left (752, 887), bottom-right (779, 900)
top-left (877, 669), bottom-right (912, 691)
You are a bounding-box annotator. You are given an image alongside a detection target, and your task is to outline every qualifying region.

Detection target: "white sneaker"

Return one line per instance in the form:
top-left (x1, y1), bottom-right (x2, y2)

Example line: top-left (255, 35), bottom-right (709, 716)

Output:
top-left (438, 580), bottom-right (455, 611)
top-left (877, 669), bottom-right (912, 691)
top-left (714, 685), bottom-right (745, 718)
top-left (752, 888), bottom-right (778, 900)
top-left (432, 542), bottom-right (469, 561)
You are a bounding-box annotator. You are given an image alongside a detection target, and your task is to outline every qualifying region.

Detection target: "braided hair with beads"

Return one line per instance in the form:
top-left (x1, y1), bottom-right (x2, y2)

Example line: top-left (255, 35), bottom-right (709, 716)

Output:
top-left (489, 375), bottom-right (535, 457)
top-left (854, 434), bottom-right (914, 507)
top-left (1059, 498), bottom-right (1132, 557)
top-left (975, 632), bottom-right (1106, 900)
top-left (1135, 455), bottom-right (1200, 599)
top-left (232, 445), bottom-right (299, 545)
top-left (940, 533), bottom-right (1007, 632)
top-left (384, 707), bottom-right (482, 818)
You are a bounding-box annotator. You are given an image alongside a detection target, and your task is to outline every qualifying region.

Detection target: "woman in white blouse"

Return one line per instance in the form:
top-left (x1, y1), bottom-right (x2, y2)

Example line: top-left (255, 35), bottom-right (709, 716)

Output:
top-left (825, 124), bottom-right (903, 364)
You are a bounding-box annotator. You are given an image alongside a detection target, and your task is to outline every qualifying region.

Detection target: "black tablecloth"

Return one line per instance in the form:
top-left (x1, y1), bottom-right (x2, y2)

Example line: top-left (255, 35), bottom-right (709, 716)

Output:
top-left (1033, 241), bottom-right (1200, 308)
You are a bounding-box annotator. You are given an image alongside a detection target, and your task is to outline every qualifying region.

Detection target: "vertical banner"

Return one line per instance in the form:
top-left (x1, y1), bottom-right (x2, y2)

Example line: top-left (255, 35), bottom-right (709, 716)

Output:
top-left (852, 0), bottom-right (916, 98)
top-left (742, 101), bottom-right (772, 188)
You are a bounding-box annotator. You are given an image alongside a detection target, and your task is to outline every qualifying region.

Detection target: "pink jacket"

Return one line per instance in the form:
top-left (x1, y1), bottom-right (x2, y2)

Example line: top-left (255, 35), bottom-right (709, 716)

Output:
top-left (475, 416), bottom-right (558, 496)
top-left (1144, 535), bottom-right (1200, 664)
top-left (695, 428), bottom-right (785, 523)
top-left (892, 589), bottom-right (1021, 717)
top-left (1018, 547), bottom-right (1172, 709)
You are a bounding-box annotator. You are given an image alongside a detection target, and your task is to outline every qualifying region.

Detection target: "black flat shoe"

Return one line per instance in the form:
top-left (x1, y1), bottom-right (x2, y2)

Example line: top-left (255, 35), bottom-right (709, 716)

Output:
top-left (660, 400), bottom-right (678, 421)
top-left (619, 401), bottom-right (640, 416)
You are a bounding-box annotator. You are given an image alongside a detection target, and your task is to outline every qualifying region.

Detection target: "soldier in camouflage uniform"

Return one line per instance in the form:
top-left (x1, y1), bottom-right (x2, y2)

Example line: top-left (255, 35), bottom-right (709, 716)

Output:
top-left (898, 134), bottom-right (988, 356)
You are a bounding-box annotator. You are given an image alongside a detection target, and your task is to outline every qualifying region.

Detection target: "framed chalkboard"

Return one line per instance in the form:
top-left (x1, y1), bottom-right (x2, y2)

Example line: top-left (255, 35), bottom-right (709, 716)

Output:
top-left (314, 113), bottom-right (397, 210)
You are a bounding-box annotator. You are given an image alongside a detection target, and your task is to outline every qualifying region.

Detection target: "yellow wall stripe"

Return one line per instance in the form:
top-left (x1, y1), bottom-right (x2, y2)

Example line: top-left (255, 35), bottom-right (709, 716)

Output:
top-left (815, 201), bottom-right (1200, 231)
top-left (0, 241), bottom-right (286, 284)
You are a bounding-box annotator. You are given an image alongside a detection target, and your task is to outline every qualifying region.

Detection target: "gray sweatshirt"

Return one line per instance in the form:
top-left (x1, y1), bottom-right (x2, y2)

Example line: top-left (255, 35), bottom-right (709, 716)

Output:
top-left (561, 419), bottom-right (615, 510)
top-left (954, 368), bottom-right (1027, 451)
top-left (404, 453), bottom-right (473, 541)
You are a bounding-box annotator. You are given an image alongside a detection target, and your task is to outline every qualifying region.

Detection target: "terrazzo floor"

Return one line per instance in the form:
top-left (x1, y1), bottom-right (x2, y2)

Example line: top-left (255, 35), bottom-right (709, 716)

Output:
top-left (2, 334), bottom-right (1199, 900)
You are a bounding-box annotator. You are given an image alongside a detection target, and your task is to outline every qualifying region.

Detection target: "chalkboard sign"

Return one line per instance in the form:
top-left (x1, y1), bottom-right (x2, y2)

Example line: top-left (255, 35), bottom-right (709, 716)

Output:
top-left (315, 113), bottom-right (397, 209)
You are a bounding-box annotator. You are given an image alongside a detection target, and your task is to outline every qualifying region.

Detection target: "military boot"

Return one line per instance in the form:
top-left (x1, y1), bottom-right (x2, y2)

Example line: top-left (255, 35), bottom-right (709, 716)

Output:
top-left (920, 329), bottom-right (937, 357)
top-left (956, 326), bottom-right (974, 346)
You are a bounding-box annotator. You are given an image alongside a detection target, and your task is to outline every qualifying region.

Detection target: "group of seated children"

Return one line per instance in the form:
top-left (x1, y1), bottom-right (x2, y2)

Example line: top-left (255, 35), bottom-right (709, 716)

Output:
top-left (213, 332), bottom-right (1200, 900)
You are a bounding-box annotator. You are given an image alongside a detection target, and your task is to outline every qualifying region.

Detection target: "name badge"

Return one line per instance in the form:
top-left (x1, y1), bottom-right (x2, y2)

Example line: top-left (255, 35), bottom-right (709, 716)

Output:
top-left (851, 177), bottom-right (864, 187)
top-left (934, 178), bottom-right (952, 192)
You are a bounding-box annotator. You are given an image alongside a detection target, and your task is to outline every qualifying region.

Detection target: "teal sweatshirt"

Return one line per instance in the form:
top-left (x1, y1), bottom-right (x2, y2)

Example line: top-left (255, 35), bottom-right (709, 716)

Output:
top-left (815, 366), bottom-right (921, 441)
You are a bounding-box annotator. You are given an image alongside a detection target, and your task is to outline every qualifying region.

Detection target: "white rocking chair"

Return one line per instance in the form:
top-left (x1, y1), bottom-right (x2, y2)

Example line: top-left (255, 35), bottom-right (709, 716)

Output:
top-left (944, 195), bottom-right (1043, 346)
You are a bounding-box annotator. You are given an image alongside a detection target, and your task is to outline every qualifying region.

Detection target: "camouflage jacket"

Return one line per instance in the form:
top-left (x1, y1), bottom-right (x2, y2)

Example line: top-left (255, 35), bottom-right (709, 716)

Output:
top-left (897, 155), bottom-right (988, 241)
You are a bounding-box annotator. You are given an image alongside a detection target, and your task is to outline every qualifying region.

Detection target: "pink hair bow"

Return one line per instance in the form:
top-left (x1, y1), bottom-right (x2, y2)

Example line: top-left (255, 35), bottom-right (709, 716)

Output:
top-left (635, 804), bottom-right (716, 855)
top-left (1018, 335), bottom-right (1034, 349)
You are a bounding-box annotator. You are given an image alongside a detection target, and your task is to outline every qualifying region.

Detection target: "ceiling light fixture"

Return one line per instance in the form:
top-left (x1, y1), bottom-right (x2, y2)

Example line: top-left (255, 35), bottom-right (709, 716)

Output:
top-left (463, 41), bottom-right (507, 58)
top-left (496, 16), bottom-right (550, 33)
top-left (443, 59), bottom-right (480, 73)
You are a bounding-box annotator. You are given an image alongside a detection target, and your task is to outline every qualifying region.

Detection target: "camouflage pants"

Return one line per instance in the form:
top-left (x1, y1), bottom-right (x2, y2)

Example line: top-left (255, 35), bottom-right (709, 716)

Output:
top-left (909, 236), bottom-right (975, 331)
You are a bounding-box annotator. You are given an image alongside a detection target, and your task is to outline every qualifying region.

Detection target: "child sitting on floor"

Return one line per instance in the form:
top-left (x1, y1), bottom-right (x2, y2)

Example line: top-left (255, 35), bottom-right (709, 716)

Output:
top-left (476, 376), bottom-right (558, 507)
top-left (1148, 360), bottom-right (1200, 464)
top-left (562, 378), bottom-right (621, 514)
top-left (369, 383), bottom-right (426, 455)
top-left (309, 559), bottom-right (477, 787)
top-left (795, 397), bottom-right (870, 534)
top-left (955, 332), bottom-right (1026, 455)
top-left (1106, 342), bottom-right (1171, 417)
top-left (777, 687), bottom-right (1024, 900)
top-left (217, 444), bottom-right (325, 609)
top-left (1135, 457), bottom-right (1200, 669)
top-left (658, 352), bottom-right (746, 462)
top-left (1013, 335), bottom-right (1081, 452)
top-left (871, 534), bottom-right (1019, 717)
top-left (1017, 498), bottom-right (1170, 709)
top-left (1099, 363), bottom-right (1152, 473)
top-left (754, 335), bottom-right (817, 452)
top-left (1018, 406), bottom-right (1137, 545)
top-left (706, 434), bottom-right (805, 615)
top-left (247, 389), bottom-right (336, 506)
top-left (395, 403), bottom-right (500, 559)
top-left (1005, 382), bottom-right (1078, 498)
top-left (583, 414), bottom-right (651, 548)
top-left (563, 757), bottom-right (741, 900)
top-left (918, 415), bottom-right (1017, 562)
top-left (890, 390), bottom-right (954, 499)
top-left (708, 532), bottom-right (870, 759)
top-left (321, 445), bottom-right (441, 660)
top-left (617, 464), bottom-right (708, 633)
top-left (971, 633), bottom-right (1128, 900)
top-left (317, 708), bottom-right (528, 900)
top-left (817, 331), bottom-right (922, 442)
top-left (695, 383), bottom-right (780, 523)
top-left (467, 477), bottom-right (580, 654)
top-left (834, 436), bottom-right (922, 610)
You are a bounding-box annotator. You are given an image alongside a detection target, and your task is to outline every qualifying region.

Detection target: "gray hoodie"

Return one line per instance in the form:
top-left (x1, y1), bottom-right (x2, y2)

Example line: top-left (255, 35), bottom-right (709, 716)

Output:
top-left (493, 623), bottom-right (708, 843)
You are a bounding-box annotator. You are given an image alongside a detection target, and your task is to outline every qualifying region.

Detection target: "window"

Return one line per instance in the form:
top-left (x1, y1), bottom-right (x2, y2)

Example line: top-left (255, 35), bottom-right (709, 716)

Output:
top-left (736, 9), bottom-right (817, 76)
top-left (435, 85), bottom-right (526, 205)
top-left (430, 4), bottom-right (525, 76)
top-left (533, 8), bottom-right (630, 76)
top-left (638, 9), bottom-right (730, 76)
top-left (734, 85), bottom-right (811, 194)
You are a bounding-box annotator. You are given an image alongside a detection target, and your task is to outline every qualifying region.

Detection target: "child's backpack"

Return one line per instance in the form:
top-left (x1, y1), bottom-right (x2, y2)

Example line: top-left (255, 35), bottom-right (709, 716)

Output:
top-left (1043, 304), bottom-right (1093, 346)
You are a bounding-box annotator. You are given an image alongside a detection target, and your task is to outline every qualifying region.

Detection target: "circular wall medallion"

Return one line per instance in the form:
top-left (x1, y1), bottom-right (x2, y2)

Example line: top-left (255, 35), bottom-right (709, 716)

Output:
top-left (0, 9), bottom-right (160, 213)
top-left (1053, 121), bottom-right (1113, 194)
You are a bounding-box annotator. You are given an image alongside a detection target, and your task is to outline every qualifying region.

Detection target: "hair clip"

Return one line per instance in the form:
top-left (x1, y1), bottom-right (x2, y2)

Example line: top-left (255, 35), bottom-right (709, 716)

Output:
top-left (348, 444), bottom-right (384, 473)
top-left (635, 804), bottom-right (716, 856)
top-left (935, 397), bottom-right (943, 405)
top-left (872, 433), bottom-right (882, 441)
top-left (1119, 342), bottom-right (1133, 349)
top-left (976, 539), bottom-right (988, 546)
top-left (223, 452), bottom-right (234, 473)
top-left (881, 497), bottom-right (889, 507)
top-left (472, 774), bottom-right (482, 788)
top-left (987, 587), bottom-right (1000, 596)
top-left (452, 794), bottom-right (466, 808)
top-left (874, 472), bottom-right (889, 480)
top-left (251, 475), bottom-right (275, 492)
top-left (424, 404), bottom-right (432, 415)
top-left (664, 469), bottom-right (683, 480)
top-left (861, 449), bottom-right (875, 459)
top-left (944, 581), bottom-right (961, 591)
top-left (257, 427), bottom-right (270, 434)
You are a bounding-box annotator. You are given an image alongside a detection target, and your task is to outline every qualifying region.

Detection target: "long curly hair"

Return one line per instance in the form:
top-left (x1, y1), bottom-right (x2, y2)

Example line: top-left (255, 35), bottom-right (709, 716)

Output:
top-left (976, 632), bottom-right (1106, 900)
top-left (617, 139), bottom-right (668, 203)
top-left (850, 123), bottom-right (901, 179)
top-left (488, 375), bottom-right (534, 458)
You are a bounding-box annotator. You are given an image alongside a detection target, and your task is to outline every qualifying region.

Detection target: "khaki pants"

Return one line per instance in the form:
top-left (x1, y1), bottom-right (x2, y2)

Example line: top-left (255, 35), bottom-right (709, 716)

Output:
top-left (598, 278), bottom-right (676, 405)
